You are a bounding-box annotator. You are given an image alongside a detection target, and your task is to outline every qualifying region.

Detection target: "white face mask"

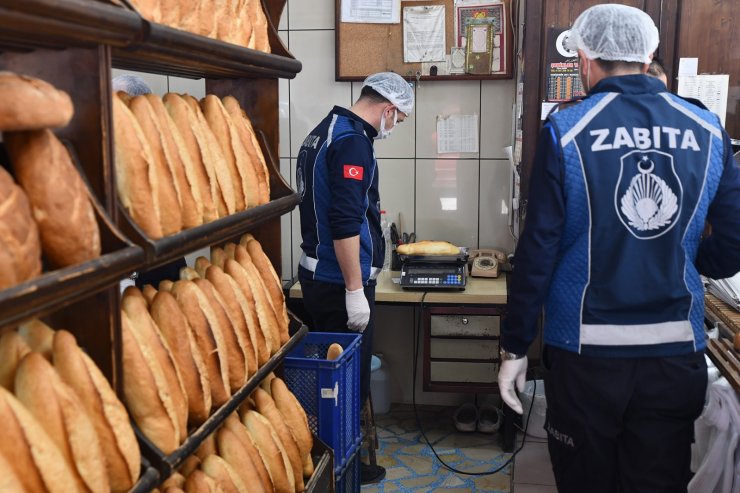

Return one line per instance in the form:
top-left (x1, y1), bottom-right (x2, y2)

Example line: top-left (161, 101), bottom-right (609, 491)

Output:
top-left (375, 107), bottom-right (398, 140)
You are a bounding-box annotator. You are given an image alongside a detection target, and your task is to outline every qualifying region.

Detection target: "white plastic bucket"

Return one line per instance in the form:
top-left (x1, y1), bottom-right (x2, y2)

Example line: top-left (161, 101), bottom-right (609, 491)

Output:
top-left (520, 379), bottom-right (547, 438)
top-left (370, 354), bottom-right (391, 414)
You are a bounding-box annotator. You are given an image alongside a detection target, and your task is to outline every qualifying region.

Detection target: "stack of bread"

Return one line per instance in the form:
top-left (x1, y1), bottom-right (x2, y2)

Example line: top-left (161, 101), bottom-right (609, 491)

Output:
top-left (0, 71), bottom-right (102, 290)
top-left (122, 234), bottom-right (291, 454)
top-left (0, 320), bottom-right (142, 492)
top-left (114, 91), bottom-right (270, 239)
top-left (150, 376), bottom-right (314, 493)
top-left (128, 0), bottom-right (271, 52)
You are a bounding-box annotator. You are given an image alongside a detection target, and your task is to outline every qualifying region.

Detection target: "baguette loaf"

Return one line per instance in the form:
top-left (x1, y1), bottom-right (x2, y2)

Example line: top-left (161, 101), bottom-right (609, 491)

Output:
top-left (242, 237), bottom-right (289, 342)
top-left (221, 96), bottom-right (264, 206)
top-left (0, 166), bottom-right (42, 288)
top-left (129, 95), bottom-right (184, 236)
top-left (0, 386), bottom-right (81, 493)
top-left (142, 284), bottom-right (158, 305)
top-left (5, 129), bottom-right (101, 267)
top-left (0, 72), bottom-right (73, 130)
top-left (195, 256), bottom-right (211, 279)
top-left (0, 451), bottom-right (25, 491)
top-left (150, 291), bottom-right (212, 425)
top-left (193, 278), bottom-right (248, 391)
top-left (396, 240), bottom-right (460, 256)
top-left (171, 280), bottom-right (231, 407)
top-left (243, 410), bottom-right (295, 493)
top-left (163, 93), bottom-right (219, 223)
top-left (145, 94), bottom-right (204, 229)
top-left (326, 343), bottom-right (343, 360)
top-left (15, 352), bottom-right (109, 493)
top-left (246, 0), bottom-right (271, 52)
top-left (113, 94), bottom-right (164, 239)
top-left (0, 330), bottom-right (31, 390)
top-left (206, 264), bottom-right (257, 377)
top-left (184, 469), bottom-right (220, 493)
top-left (201, 454), bottom-right (248, 493)
top-left (220, 416), bottom-right (271, 493)
top-left (224, 258), bottom-right (271, 364)
top-left (271, 377), bottom-right (313, 460)
top-left (223, 262), bottom-right (268, 368)
top-left (129, 0), bottom-right (161, 22)
top-left (235, 107), bottom-right (270, 203)
top-left (216, 426), bottom-right (268, 493)
top-left (211, 246), bottom-right (227, 269)
top-left (253, 387), bottom-right (304, 491)
top-left (52, 330), bottom-right (141, 492)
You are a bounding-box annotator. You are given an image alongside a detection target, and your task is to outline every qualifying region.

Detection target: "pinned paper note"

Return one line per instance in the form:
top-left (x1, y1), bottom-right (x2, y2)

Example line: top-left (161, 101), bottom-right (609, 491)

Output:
top-left (678, 57), bottom-right (698, 77)
top-left (436, 114), bottom-right (479, 154)
top-left (677, 74), bottom-right (729, 127)
top-left (541, 102), bottom-right (558, 120)
top-left (341, 0), bottom-right (400, 24)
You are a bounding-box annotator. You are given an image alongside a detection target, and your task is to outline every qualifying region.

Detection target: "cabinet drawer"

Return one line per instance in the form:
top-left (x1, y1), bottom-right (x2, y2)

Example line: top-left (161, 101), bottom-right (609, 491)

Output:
top-left (430, 339), bottom-right (498, 360)
top-left (430, 362), bottom-right (498, 383)
top-left (430, 314), bottom-right (500, 337)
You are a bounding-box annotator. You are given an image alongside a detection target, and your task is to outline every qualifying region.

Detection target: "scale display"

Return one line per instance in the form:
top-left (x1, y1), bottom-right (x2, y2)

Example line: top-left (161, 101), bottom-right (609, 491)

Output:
top-left (400, 262), bottom-right (467, 290)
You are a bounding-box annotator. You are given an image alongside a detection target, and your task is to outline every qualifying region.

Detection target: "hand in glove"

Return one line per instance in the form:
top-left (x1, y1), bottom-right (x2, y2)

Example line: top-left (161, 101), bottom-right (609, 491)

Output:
top-left (497, 357), bottom-right (528, 414)
top-left (345, 288), bottom-right (370, 332)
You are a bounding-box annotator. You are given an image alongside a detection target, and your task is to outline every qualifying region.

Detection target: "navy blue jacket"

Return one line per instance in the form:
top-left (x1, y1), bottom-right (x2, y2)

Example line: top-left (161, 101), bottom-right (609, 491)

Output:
top-left (297, 106), bottom-right (383, 285)
top-left (504, 75), bottom-right (740, 358)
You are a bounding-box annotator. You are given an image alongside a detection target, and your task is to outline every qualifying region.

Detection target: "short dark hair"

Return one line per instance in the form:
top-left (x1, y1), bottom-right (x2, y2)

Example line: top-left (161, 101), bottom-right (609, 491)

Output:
top-left (647, 57), bottom-right (666, 77)
top-left (594, 59), bottom-right (645, 74)
top-left (358, 86), bottom-right (390, 105)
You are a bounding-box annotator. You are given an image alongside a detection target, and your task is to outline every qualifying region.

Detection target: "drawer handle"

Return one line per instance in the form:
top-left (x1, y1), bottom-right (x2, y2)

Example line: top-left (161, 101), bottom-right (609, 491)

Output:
top-left (461, 317), bottom-right (469, 325)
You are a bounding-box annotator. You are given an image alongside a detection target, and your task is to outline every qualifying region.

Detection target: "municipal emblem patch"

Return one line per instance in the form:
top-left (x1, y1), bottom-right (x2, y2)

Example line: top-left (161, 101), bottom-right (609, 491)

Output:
top-left (615, 150), bottom-right (682, 240)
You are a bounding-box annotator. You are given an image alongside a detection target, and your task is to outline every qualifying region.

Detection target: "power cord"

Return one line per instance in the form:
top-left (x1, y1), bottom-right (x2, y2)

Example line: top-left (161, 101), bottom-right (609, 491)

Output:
top-left (411, 291), bottom-right (535, 476)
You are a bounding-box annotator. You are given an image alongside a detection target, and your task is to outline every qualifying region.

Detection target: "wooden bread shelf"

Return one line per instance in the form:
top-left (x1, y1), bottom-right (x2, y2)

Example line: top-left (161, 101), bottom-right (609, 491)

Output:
top-left (137, 322), bottom-right (308, 485)
top-left (706, 339), bottom-right (740, 392)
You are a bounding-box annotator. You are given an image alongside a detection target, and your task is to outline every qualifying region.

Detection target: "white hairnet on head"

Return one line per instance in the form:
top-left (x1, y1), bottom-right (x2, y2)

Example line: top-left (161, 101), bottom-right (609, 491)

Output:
top-left (565, 4), bottom-right (659, 64)
top-left (362, 72), bottom-right (415, 115)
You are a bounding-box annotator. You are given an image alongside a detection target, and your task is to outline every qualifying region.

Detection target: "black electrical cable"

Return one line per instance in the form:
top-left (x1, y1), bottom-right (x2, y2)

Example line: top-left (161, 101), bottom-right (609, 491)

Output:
top-left (411, 291), bottom-right (535, 476)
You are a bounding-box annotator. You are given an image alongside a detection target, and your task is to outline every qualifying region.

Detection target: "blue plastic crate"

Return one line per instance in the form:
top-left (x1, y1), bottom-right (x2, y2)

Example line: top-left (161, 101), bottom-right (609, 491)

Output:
top-left (335, 442), bottom-right (360, 493)
top-left (283, 332), bottom-right (362, 469)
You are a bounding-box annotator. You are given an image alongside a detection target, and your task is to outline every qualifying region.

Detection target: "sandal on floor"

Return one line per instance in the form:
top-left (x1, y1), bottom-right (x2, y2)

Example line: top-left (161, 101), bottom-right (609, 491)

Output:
top-left (453, 402), bottom-right (478, 433)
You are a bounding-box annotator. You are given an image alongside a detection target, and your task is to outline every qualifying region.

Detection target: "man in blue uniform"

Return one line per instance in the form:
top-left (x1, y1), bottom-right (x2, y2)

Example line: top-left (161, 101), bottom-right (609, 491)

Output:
top-left (498, 4), bottom-right (740, 492)
top-left (297, 72), bottom-right (413, 484)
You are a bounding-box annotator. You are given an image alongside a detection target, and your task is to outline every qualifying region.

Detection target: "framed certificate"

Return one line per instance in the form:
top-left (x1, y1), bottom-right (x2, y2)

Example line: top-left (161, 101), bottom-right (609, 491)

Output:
top-left (465, 24), bottom-right (492, 75)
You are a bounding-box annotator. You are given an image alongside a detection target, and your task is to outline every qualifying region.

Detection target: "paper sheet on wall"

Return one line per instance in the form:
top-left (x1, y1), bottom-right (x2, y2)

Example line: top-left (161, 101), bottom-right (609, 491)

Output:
top-left (436, 114), bottom-right (479, 154)
top-left (403, 5), bottom-right (446, 63)
top-left (341, 0), bottom-right (400, 23)
top-left (677, 74), bottom-right (729, 127)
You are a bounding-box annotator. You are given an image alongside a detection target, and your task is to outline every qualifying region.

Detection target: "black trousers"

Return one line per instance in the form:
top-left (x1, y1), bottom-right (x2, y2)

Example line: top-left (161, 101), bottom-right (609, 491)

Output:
top-left (298, 270), bottom-right (376, 406)
top-left (542, 346), bottom-right (707, 493)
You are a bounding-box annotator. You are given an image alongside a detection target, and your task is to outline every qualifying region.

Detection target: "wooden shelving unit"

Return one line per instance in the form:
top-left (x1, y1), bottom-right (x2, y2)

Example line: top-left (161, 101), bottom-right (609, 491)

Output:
top-left (0, 0), bottom-right (312, 490)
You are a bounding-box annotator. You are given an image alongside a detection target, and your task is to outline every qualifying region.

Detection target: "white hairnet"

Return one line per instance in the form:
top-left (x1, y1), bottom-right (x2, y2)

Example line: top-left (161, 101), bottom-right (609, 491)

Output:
top-left (565, 4), bottom-right (659, 64)
top-left (362, 72), bottom-right (415, 115)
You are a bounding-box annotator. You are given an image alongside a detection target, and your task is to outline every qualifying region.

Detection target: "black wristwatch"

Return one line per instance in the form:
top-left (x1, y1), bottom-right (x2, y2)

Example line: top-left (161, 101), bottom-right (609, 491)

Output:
top-left (499, 348), bottom-right (526, 360)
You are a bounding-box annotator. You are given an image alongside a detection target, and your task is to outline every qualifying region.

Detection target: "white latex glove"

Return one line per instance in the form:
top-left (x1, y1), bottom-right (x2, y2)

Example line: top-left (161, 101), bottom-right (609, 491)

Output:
top-left (498, 357), bottom-right (528, 414)
top-left (345, 288), bottom-right (370, 332)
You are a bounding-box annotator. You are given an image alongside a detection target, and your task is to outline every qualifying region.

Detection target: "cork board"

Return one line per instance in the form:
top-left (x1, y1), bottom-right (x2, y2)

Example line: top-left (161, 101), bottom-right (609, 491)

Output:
top-left (336, 0), bottom-right (454, 80)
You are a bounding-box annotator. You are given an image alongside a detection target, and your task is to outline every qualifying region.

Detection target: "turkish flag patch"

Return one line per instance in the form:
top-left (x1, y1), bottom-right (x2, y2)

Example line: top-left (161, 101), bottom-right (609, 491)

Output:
top-left (343, 165), bottom-right (364, 181)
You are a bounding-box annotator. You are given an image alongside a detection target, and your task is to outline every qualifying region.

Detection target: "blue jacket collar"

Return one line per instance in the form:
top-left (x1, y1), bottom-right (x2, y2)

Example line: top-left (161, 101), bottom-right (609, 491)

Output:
top-left (590, 74), bottom-right (666, 96)
top-left (331, 106), bottom-right (378, 139)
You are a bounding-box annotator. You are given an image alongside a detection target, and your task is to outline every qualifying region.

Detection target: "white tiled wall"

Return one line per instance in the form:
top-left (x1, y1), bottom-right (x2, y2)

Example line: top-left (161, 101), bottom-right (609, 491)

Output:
top-left (279, 0), bottom-right (517, 283)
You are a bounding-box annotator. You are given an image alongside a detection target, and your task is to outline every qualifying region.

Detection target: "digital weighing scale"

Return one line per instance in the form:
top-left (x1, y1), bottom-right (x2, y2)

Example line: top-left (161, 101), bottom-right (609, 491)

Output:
top-left (399, 247), bottom-right (469, 290)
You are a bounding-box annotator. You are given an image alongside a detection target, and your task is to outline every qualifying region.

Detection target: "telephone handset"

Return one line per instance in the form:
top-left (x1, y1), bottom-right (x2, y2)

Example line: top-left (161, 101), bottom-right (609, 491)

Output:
top-left (469, 249), bottom-right (507, 278)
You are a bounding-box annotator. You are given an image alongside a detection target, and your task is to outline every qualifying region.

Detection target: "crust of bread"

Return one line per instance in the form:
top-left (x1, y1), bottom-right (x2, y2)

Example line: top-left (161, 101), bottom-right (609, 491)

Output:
top-left (396, 240), bottom-right (461, 256)
top-left (234, 246), bottom-right (281, 352)
top-left (0, 330), bottom-right (31, 390)
top-left (216, 426), bottom-right (268, 493)
top-left (244, 238), bottom-right (289, 343)
top-left (0, 71), bottom-right (74, 131)
top-left (271, 377), bottom-right (313, 459)
top-left (224, 259), bottom-right (271, 365)
top-left (243, 410), bottom-right (295, 493)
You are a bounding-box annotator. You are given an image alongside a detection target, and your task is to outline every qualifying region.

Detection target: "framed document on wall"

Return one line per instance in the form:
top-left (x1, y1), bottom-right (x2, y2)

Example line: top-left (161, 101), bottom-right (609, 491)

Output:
top-left (465, 23), bottom-right (493, 75)
top-left (455, 2), bottom-right (509, 75)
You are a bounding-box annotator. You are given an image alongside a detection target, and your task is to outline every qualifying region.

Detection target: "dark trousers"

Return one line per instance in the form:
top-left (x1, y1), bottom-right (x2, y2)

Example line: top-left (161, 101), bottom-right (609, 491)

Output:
top-left (543, 346), bottom-right (707, 493)
top-left (298, 270), bottom-right (375, 406)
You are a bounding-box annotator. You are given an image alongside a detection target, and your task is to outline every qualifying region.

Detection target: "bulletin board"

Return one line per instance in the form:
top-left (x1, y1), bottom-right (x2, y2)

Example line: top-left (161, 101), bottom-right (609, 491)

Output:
top-left (335, 0), bottom-right (513, 81)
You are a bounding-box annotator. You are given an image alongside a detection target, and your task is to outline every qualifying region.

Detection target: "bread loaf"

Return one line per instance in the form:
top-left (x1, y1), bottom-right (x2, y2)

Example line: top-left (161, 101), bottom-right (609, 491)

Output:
top-left (123, 287), bottom-right (189, 441)
top-left (246, 0), bottom-right (271, 52)
top-left (120, 309), bottom-right (181, 453)
top-left (160, 279), bottom-right (175, 292)
top-left (0, 72), bottom-right (73, 130)
top-left (129, 95), bottom-right (184, 236)
top-left (243, 410), bottom-right (295, 493)
top-left (216, 426), bottom-right (268, 493)
top-left (195, 435), bottom-right (216, 461)
top-left (162, 472), bottom-right (186, 490)
top-left (193, 278), bottom-right (248, 391)
top-left (326, 343), bottom-right (343, 360)
top-left (163, 93), bottom-right (218, 223)
top-left (223, 263), bottom-right (267, 368)
top-left (0, 166), bottom-right (42, 288)
top-left (158, 0), bottom-right (180, 27)
top-left (151, 291), bottom-right (212, 425)
top-left (222, 98), bottom-right (268, 205)
top-left (396, 240), bottom-right (461, 256)
top-left (129, 0), bottom-right (161, 22)
top-left (5, 129), bottom-right (101, 267)
top-left (0, 451), bottom-right (25, 491)
top-left (206, 264), bottom-right (257, 377)
top-left (180, 266), bottom-right (201, 281)
top-left (0, 386), bottom-right (81, 493)
top-left (0, 330), bottom-right (31, 390)
top-left (224, 258), bottom-right (271, 364)
top-left (142, 284), bottom-right (158, 305)
top-left (181, 93), bottom-right (235, 217)
top-left (113, 94), bottom-right (164, 239)
top-left (253, 387), bottom-right (304, 491)
top-left (201, 454), bottom-right (248, 493)
top-left (211, 246), bottom-right (228, 269)
top-left (220, 416), bottom-right (271, 493)
top-left (234, 245), bottom-right (282, 353)
top-left (184, 469), bottom-right (221, 493)
top-left (52, 330), bottom-right (141, 492)
top-left (145, 94), bottom-right (204, 229)
top-left (195, 256), bottom-right (211, 278)
top-left (243, 237), bottom-right (289, 343)
top-left (171, 280), bottom-right (231, 407)
top-left (15, 352), bottom-right (109, 493)
top-left (271, 377), bottom-right (313, 460)
top-left (180, 455), bottom-right (201, 476)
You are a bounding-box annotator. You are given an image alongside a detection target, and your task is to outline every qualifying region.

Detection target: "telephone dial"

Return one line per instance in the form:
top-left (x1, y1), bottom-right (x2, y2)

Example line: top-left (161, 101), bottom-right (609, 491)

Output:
top-left (469, 249), bottom-right (507, 278)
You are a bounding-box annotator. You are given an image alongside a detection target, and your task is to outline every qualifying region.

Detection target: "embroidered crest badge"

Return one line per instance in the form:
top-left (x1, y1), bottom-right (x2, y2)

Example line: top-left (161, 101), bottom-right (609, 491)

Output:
top-left (615, 151), bottom-right (682, 240)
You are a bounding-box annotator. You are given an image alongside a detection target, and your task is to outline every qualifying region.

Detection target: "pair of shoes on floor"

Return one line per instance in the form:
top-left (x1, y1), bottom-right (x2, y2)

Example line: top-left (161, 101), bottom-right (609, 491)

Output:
top-left (360, 463), bottom-right (386, 484)
top-left (453, 402), bottom-right (503, 434)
